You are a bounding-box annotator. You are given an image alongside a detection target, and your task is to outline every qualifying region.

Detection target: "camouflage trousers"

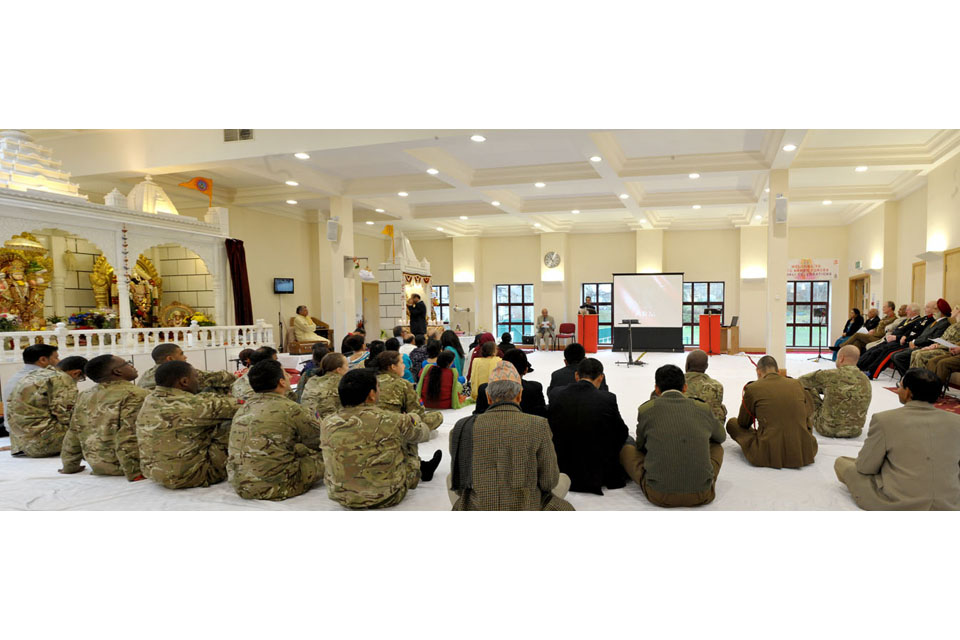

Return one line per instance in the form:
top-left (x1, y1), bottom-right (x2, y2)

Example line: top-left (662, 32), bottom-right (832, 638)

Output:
top-left (423, 411), bottom-right (443, 430)
top-left (804, 389), bottom-right (862, 438)
top-left (403, 442), bottom-right (422, 490)
top-left (231, 449), bottom-right (324, 501)
top-left (910, 347), bottom-right (949, 370)
top-left (148, 421), bottom-right (232, 490)
top-left (10, 424), bottom-right (66, 458)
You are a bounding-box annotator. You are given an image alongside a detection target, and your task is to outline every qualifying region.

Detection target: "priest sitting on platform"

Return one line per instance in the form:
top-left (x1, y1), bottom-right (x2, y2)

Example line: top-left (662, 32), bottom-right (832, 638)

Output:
top-left (293, 305), bottom-right (330, 345)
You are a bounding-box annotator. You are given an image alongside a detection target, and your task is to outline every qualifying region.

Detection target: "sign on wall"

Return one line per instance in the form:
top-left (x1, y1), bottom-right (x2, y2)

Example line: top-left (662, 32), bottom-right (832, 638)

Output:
top-left (786, 258), bottom-right (839, 280)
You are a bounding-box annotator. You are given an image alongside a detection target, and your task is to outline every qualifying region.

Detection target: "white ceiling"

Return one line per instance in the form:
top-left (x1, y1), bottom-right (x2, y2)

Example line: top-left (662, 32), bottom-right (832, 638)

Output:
top-left (21, 128), bottom-right (960, 239)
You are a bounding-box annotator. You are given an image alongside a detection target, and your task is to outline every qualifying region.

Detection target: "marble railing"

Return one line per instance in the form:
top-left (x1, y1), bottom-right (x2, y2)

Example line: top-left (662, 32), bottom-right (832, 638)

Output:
top-left (0, 319), bottom-right (274, 362)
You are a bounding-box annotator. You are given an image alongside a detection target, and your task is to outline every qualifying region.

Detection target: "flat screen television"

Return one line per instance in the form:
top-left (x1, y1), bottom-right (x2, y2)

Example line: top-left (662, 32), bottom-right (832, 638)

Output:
top-left (274, 277), bottom-right (294, 294)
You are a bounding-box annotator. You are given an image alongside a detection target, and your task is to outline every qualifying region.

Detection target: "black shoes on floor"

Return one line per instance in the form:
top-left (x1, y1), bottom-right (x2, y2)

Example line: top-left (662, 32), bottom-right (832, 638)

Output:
top-left (420, 449), bottom-right (442, 482)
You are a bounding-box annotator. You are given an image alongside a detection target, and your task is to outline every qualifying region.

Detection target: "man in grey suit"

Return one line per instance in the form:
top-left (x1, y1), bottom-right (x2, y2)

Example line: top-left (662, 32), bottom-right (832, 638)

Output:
top-left (835, 368), bottom-right (960, 510)
top-left (535, 308), bottom-right (556, 351)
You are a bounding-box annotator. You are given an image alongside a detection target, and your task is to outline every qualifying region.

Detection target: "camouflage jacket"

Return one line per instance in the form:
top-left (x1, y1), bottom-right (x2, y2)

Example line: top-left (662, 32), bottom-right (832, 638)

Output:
top-left (136, 386), bottom-right (239, 488)
top-left (684, 371), bottom-right (727, 423)
top-left (321, 405), bottom-right (430, 509)
top-left (7, 367), bottom-right (78, 457)
top-left (61, 380), bottom-right (148, 480)
top-left (799, 365), bottom-right (872, 437)
top-left (376, 372), bottom-right (443, 431)
top-left (138, 365), bottom-right (237, 393)
top-left (227, 392), bottom-right (324, 500)
top-left (300, 372), bottom-right (342, 422)
top-left (232, 371), bottom-right (297, 402)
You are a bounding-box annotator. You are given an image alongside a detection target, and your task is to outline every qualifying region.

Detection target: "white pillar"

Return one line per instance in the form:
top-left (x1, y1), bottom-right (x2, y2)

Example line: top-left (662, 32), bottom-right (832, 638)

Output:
top-left (766, 169), bottom-right (789, 372)
top-left (540, 232), bottom-right (567, 320)
top-left (318, 197), bottom-right (356, 341)
top-left (738, 225), bottom-right (768, 352)
top-left (452, 236), bottom-right (480, 334)
top-left (880, 201), bottom-right (899, 305)
top-left (636, 229), bottom-right (664, 273)
top-left (48, 235), bottom-right (68, 318)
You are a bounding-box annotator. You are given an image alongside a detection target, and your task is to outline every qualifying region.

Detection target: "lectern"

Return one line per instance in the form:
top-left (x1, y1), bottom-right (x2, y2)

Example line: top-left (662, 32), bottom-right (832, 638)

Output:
top-left (578, 314), bottom-right (598, 354)
top-left (699, 314), bottom-right (721, 355)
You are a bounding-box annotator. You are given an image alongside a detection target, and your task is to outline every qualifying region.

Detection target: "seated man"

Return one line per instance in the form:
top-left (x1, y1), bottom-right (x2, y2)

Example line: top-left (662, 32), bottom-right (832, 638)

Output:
top-left (475, 348), bottom-right (546, 417)
top-left (683, 349), bottom-right (727, 423)
top-left (726, 355), bottom-right (818, 469)
top-left (448, 362), bottom-right (574, 510)
top-left (227, 360), bottom-right (324, 501)
top-left (621, 364), bottom-right (725, 508)
top-left (6, 346), bottom-right (82, 457)
top-left (535, 307), bottom-right (556, 351)
top-left (232, 346), bottom-right (296, 401)
top-left (399, 334), bottom-right (416, 356)
top-left (136, 361), bottom-right (240, 489)
top-left (547, 358), bottom-right (627, 495)
top-left (1, 343), bottom-right (60, 438)
top-left (547, 342), bottom-right (609, 393)
top-left (59, 354), bottom-right (148, 480)
top-left (842, 301), bottom-right (898, 353)
top-left (407, 334), bottom-right (428, 380)
top-left (890, 298), bottom-right (953, 375)
top-left (295, 342), bottom-right (330, 401)
top-left (925, 346), bottom-right (960, 390)
top-left (300, 353), bottom-right (350, 422)
top-left (375, 351), bottom-right (443, 483)
top-left (292, 305), bottom-right (330, 345)
top-left (908, 303), bottom-right (960, 372)
top-left (321, 368), bottom-right (433, 509)
top-left (139, 343), bottom-right (236, 393)
top-left (798, 345), bottom-right (872, 438)
top-left (497, 332), bottom-right (516, 355)
top-left (835, 368), bottom-right (960, 510)
top-left (857, 302), bottom-right (933, 377)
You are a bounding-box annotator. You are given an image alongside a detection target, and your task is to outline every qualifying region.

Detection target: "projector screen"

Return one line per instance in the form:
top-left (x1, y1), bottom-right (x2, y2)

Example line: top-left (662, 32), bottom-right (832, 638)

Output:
top-left (613, 273), bottom-right (683, 328)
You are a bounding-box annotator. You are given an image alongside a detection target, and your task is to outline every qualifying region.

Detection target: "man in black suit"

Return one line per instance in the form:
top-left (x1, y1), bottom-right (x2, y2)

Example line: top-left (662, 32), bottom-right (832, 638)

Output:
top-left (547, 342), bottom-right (609, 394)
top-left (547, 358), bottom-right (627, 494)
top-left (857, 301), bottom-right (935, 377)
top-left (406, 294), bottom-right (428, 336)
top-left (473, 348), bottom-right (546, 417)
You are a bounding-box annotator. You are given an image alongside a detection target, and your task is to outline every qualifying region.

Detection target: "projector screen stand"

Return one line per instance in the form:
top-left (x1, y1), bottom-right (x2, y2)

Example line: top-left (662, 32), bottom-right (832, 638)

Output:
top-left (616, 320), bottom-right (647, 367)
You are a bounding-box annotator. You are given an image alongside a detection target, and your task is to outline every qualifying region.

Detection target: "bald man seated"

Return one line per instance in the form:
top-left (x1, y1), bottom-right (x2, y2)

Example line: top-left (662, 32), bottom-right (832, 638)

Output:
top-left (798, 345), bottom-right (872, 438)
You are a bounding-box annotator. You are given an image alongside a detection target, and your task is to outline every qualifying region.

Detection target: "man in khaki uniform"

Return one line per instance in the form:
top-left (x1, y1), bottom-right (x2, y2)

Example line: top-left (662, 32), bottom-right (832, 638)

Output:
top-left (232, 346), bottom-right (296, 402)
top-left (136, 360), bottom-right (240, 489)
top-left (7, 347), bottom-right (84, 457)
top-left (842, 300), bottom-right (899, 353)
top-left (227, 360), bottom-right (324, 501)
top-left (909, 304), bottom-right (960, 370)
top-left (300, 352), bottom-right (349, 421)
top-left (836, 368), bottom-right (960, 510)
top-left (798, 346), bottom-right (872, 438)
top-left (59, 354), bottom-right (148, 480)
top-left (138, 343), bottom-right (236, 393)
top-left (726, 355), bottom-right (818, 469)
top-left (683, 349), bottom-right (726, 423)
top-left (321, 368), bottom-right (433, 509)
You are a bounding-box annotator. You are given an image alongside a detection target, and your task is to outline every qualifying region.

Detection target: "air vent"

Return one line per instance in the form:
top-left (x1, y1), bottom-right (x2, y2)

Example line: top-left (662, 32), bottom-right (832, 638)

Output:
top-left (223, 129), bottom-right (254, 142)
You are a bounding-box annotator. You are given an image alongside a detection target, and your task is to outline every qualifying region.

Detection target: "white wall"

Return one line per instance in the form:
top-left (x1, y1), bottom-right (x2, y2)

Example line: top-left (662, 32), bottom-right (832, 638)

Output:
top-left (896, 186), bottom-right (928, 304)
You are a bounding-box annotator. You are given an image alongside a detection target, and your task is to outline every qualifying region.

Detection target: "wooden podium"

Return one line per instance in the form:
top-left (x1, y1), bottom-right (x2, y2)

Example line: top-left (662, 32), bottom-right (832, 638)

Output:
top-left (578, 314), bottom-right (599, 354)
top-left (698, 314), bottom-right (721, 355)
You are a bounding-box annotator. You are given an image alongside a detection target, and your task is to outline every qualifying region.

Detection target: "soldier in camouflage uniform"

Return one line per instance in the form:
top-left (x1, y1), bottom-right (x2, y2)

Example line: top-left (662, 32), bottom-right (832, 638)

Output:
top-left (227, 361), bottom-right (324, 500)
top-left (798, 345), bottom-right (872, 438)
top-left (909, 306), bottom-right (960, 370)
top-left (136, 360), bottom-right (240, 489)
top-left (59, 354), bottom-right (148, 480)
top-left (232, 345), bottom-right (297, 402)
top-left (300, 352), bottom-right (349, 421)
top-left (683, 350), bottom-right (727, 423)
top-left (321, 368), bottom-right (432, 509)
top-left (138, 342), bottom-right (236, 393)
top-left (7, 354), bottom-right (85, 457)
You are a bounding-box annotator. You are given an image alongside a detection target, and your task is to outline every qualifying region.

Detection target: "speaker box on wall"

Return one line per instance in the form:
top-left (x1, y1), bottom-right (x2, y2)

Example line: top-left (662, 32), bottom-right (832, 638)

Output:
top-left (326, 219), bottom-right (340, 241)
top-left (775, 197), bottom-right (788, 223)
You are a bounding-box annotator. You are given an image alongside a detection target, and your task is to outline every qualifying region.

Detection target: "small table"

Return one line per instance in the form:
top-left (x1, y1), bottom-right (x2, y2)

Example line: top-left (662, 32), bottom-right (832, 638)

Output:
top-left (720, 325), bottom-right (739, 354)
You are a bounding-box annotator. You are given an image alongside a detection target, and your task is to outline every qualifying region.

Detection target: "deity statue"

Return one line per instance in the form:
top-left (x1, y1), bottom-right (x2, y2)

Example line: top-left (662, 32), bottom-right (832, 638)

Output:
top-left (0, 234), bottom-right (53, 329)
top-left (89, 254), bottom-right (162, 327)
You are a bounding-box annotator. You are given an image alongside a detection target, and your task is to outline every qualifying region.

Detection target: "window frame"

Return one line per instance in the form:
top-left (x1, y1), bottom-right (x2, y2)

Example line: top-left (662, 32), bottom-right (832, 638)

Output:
top-left (495, 284), bottom-right (535, 343)
top-left (786, 280), bottom-right (830, 348)
top-left (682, 281), bottom-right (725, 346)
top-left (434, 285), bottom-right (450, 325)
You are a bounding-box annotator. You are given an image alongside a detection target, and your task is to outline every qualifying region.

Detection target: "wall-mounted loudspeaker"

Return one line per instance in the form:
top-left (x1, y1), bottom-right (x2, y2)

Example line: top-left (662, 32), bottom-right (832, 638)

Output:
top-left (774, 196), bottom-right (788, 223)
top-left (326, 219), bottom-right (340, 242)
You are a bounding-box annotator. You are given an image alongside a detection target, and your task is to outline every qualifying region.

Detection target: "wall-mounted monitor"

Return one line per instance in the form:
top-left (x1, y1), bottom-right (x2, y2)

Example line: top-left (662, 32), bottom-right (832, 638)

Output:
top-left (274, 277), bottom-right (294, 294)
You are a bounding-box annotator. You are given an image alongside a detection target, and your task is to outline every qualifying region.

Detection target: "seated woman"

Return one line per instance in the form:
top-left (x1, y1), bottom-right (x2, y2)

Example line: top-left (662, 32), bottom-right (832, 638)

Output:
top-left (466, 332), bottom-right (505, 381)
top-left (292, 305), bottom-right (330, 345)
top-left (364, 340), bottom-right (386, 369)
top-left (440, 330), bottom-right (466, 377)
top-left (235, 348), bottom-right (254, 377)
top-left (344, 335), bottom-right (369, 370)
top-left (830, 308), bottom-right (864, 360)
top-left (385, 337), bottom-right (416, 384)
top-left (296, 342), bottom-right (331, 402)
top-left (470, 341), bottom-right (503, 400)
top-left (416, 350), bottom-right (471, 409)
top-left (419, 339), bottom-right (443, 378)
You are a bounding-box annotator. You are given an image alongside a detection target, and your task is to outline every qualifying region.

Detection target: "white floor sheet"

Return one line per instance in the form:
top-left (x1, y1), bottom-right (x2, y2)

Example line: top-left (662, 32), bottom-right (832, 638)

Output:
top-left (0, 351), bottom-right (905, 511)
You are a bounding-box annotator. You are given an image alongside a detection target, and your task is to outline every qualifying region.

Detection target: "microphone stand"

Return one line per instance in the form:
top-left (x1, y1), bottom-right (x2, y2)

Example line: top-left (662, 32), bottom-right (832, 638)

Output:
top-left (616, 320), bottom-right (646, 367)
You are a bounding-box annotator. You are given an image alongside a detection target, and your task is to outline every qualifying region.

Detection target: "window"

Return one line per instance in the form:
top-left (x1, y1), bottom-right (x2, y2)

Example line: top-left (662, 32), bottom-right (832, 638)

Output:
top-left (495, 284), bottom-right (534, 344)
top-left (580, 282), bottom-right (613, 345)
top-left (434, 285), bottom-right (450, 324)
top-left (682, 282), bottom-right (725, 346)
top-left (787, 280), bottom-right (830, 347)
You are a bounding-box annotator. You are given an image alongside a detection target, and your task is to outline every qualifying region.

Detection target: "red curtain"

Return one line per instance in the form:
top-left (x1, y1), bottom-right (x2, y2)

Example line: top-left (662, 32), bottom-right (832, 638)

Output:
top-left (225, 239), bottom-right (253, 325)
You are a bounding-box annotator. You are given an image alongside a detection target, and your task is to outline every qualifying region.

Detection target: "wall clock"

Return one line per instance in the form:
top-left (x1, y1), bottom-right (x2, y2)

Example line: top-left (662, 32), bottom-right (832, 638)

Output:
top-left (543, 251), bottom-right (561, 268)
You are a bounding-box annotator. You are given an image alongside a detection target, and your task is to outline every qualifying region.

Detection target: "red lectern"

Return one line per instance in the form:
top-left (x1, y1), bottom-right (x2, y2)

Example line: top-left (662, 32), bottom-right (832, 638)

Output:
top-left (699, 314), bottom-right (721, 355)
top-left (578, 314), bottom-right (599, 354)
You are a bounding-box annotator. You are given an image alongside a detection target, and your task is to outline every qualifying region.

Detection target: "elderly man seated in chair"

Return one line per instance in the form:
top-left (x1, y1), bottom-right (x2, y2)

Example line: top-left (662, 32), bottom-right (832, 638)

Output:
top-left (292, 305), bottom-right (330, 346)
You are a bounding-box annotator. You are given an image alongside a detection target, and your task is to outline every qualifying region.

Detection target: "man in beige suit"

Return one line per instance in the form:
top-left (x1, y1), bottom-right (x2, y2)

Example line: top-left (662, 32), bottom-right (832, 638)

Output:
top-left (835, 368), bottom-right (960, 510)
top-left (293, 305), bottom-right (330, 345)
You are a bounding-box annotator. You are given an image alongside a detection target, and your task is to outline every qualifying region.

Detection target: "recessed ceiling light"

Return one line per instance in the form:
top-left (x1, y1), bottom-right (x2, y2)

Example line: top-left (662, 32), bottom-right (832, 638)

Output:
top-left (571, 209), bottom-right (580, 214)
top-left (294, 152), bottom-right (310, 160)
top-left (286, 200), bottom-right (298, 205)
top-left (689, 173), bottom-right (700, 179)
top-left (589, 155), bottom-right (602, 162)
top-left (459, 216), bottom-right (468, 220)
top-left (426, 168), bottom-right (439, 175)
top-left (534, 182), bottom-right (546, 188)
top-left (365, 221), bottom-right (374, 225)
top-left (755, 215), bottom-right (762, 220)
top-left (375, 208), bottom-right (385, 213)
top-left (692, 204), bottom-right (701, 209)
top-left (285, 180), bottom-right (299, 186)
top-left (782, 144), bottom-right (797, 152)
top-left (640, 218), bottom-right (647, 224)
top-left (765, 187), bottom-right (770, 193)
top-left (822, 200), bottom-right (833, 205)
top-left (470, 135), bottom-right (486, 142)
top-left (533, 223), bottom-right (542, 228)
top-left (491, 200), bottom-right (501, 206)
top-left (398, 191), bottom-right (409, 197)
top-left (619, 193), bottom-right (629, 200)
top-left (436, 227), bottom-right (444, 231)
top-left (855, 166), bottom-right (868, 172)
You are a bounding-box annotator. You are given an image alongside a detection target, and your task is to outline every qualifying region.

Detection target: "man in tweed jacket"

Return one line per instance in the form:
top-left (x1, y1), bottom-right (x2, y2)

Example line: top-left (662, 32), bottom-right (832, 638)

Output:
top-left (448, 361), bottom-right (573, 510)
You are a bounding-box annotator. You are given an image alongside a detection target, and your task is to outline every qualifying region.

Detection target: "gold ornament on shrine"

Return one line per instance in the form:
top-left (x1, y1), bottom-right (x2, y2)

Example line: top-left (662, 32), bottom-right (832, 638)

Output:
top-left (0, 233), bottom-right (54, 330)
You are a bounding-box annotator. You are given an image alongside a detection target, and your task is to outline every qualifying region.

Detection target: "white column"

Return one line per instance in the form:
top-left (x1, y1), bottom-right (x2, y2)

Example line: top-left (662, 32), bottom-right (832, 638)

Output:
top-left (766, 169), bottom-right (789, 371)
top-left (452, 236), bottom-right (480, 333)
top-left (636, 229), bottom-right (664, 273)
top-left (880, 201), bottom-right (899, 305)
top-left (48, 235), bottom-right (68, 318)
top-left (318, 197), bottom-right (356, 341)
top-left (115, 231), bottom-right (133, 332)
top-left (539, 232), bottom-right (568, 320)
top-left (739, 225), bottom-right (768, 351)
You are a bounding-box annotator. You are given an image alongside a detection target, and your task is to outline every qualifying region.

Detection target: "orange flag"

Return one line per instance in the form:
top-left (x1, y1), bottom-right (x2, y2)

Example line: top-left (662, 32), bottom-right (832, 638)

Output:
top-left (178, 177), bottom-right (213, 207)
top-left (382, 224), bottom-right (395, 259)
